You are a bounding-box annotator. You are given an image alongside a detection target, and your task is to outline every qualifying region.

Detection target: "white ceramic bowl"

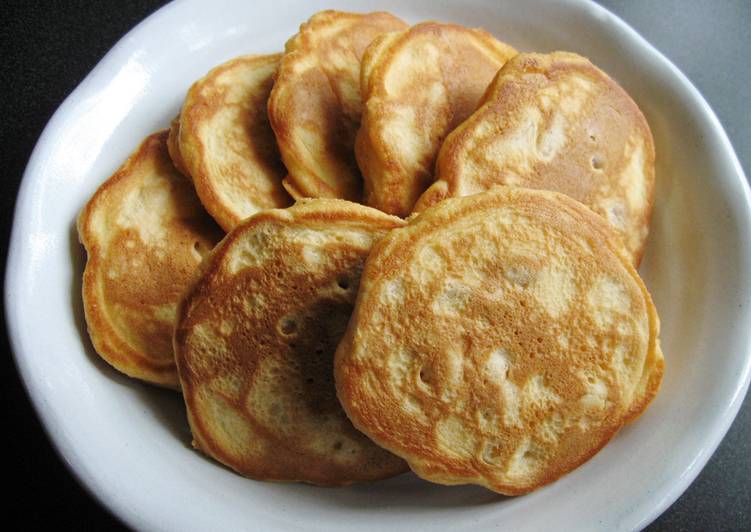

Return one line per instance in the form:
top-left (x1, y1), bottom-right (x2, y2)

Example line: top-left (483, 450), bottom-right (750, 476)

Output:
top-left (7, 0), bottom-right (751, 530)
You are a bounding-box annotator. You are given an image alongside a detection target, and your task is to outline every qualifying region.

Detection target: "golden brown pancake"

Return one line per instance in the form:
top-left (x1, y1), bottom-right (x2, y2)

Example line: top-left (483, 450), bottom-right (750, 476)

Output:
top-left (174, 199), bottom-right (408, 484)
top-left (166, 114), bottom-right (189, 177)
top-left (267, 10), bottom-right (407, 202)
top-left (335, 187), bottom-right (663, 495)
top-left (356, 22), bottom-right (517, 216)
top-left (171, 54), bottom-right (291, 231)
top-left (416, 52), bottom-right (656, 264)
top-left (78, 131), bottom-right (223, 388)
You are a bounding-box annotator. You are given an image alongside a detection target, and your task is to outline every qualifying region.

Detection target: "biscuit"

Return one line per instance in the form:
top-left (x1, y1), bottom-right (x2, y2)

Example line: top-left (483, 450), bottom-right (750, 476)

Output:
top-left (78, 131), bottom-right (223, 388)
top-left (171, 54), bottom-right (291, 230)
top-left (174, 199), bottom-right (408, 484)
top-left (356, 22), bottom-right (516, 216)
top-left (268, 10), bottom-right (407, 202)
top-left (335, 187), bottom-right (663, 494)
top-left (416, 52), bottom-right (655, 264)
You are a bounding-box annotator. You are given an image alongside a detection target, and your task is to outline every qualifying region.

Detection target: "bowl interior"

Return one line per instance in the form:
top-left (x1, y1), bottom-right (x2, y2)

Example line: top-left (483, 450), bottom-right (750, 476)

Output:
top-left (7, 0), bottom-right (751, 531)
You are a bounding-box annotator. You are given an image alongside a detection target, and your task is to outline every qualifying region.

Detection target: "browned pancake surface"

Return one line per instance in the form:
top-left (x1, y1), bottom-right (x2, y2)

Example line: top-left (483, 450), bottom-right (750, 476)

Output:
top-left (172, 54), bottom-right (291, 230)
top-left (268, 10), bottom-right (407, 202)
top-left (174, 199), bottom-right (408, 484)
top-left (417, 52), bottom-right (655, 264)
top-left (78, 131), bottom-right (223, 387)
top-left (335, 187), bottom-right (662, 494)
top-left (357, 22), bottom-right (517, 216)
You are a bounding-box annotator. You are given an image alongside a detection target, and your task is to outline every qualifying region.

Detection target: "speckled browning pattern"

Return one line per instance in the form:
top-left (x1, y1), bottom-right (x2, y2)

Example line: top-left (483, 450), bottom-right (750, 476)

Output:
top-left (174, 199), bottom-right (408, 484)
top-left (78, 131), bottom-right (224, 388)
top-left (335, 187), bottom-right (663, 494)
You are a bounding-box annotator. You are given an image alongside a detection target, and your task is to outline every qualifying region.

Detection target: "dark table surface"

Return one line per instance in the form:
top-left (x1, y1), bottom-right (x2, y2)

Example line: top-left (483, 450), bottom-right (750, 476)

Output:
top-left (2, 1), bottom-right (749, 530)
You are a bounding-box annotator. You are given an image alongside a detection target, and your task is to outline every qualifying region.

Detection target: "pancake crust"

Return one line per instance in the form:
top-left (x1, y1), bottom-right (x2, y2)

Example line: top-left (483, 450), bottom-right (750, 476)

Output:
top-left (416, 52), bottom-right (656, 264)
top-left (335, 187), bottom-right (663, 495)
top-left (174, 199), bottom-right (408, 484)
top-left (356, 23), bottom-right (517, 216)
top-left (172, 54), bottom-right (291, 231)
top-left (268, 10), bottom-right (407, 202)
top-left (167, 114), bottom-right (189, 176)
top-left (78, 131), bottom-right (223, 388)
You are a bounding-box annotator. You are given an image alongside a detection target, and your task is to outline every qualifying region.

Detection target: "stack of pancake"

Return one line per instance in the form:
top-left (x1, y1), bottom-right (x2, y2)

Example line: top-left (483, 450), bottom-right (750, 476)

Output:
top-left (78, 10), bottom-right (663, 494)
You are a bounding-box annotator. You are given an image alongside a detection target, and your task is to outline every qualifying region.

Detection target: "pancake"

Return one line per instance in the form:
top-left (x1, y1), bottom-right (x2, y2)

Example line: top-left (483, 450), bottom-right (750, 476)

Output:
top-left (268, 10), bottom-right (407, 202)
top-left (78, 131), bottom-right (224, 388)
top-left (166, 114), bottom-right (189, 176)
top-left (356, 22), bottom-right (517, 216)
top-left (171, 54), bottom-right (291, 231)
top-left (416, 52), bottom-right (656, 264)
top-left (335, 187), bottom-right (663, 495)
top-left (174, 199), bottom-right (408, 484)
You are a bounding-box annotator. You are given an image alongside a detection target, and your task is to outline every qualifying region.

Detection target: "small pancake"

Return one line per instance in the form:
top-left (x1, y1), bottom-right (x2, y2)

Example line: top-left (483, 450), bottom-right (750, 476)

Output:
top-left (174, 199), bottom-right (408, 484)
top-left (171, 54), bottom-right (291, 231)
top-left (78, 131), bottom-right (224, 388)
top-left (335, 187), bottom-right (663, 495)
top-left (268, 10), bottom-right (407, 202)
top-left (356, 22), bottom-right (517, 216)
top-left (416, 52), bottom-right (656, 264)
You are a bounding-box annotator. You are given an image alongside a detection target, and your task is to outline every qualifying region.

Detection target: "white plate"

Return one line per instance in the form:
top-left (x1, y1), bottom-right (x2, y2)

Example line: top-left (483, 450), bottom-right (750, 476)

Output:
top-left (6, 0), bottom-right (751, 530)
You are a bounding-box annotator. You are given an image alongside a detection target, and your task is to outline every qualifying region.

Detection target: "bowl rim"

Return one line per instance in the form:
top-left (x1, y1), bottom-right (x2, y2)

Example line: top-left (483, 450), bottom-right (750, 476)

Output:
top-left (6, 0), bottom-right (751, 530)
